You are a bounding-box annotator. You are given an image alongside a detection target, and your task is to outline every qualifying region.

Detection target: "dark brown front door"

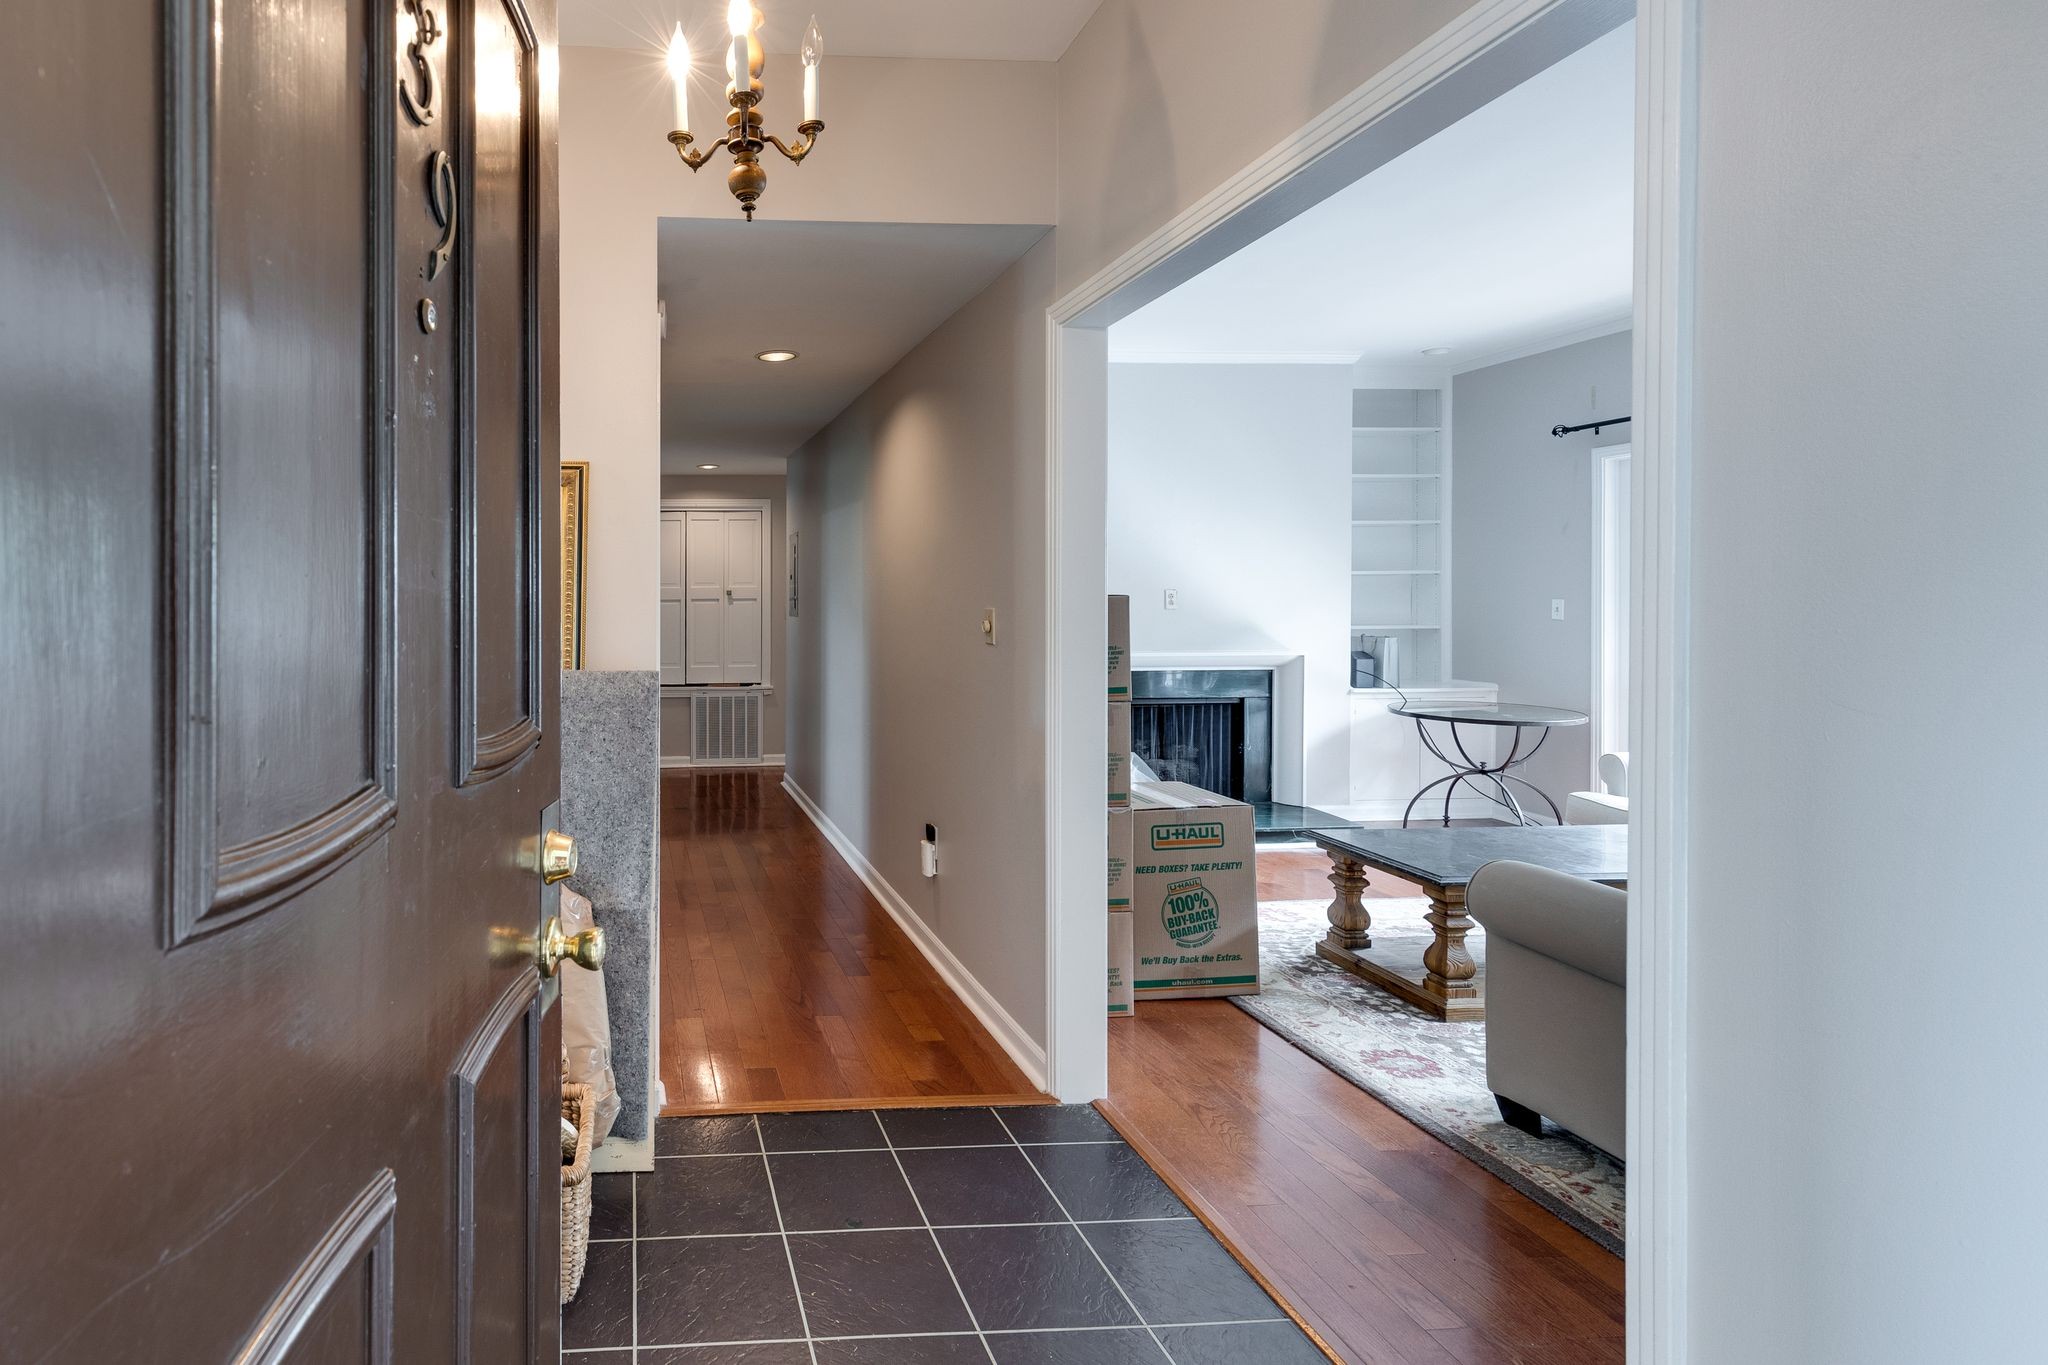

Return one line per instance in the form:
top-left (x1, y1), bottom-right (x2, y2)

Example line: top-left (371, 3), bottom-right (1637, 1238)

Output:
top-left (1, 0), bottom-right (563, 1359)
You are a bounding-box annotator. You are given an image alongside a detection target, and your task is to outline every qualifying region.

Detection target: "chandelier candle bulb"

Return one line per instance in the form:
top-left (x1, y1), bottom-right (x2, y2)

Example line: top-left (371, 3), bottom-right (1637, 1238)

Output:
top-left (727, 0), bottom-right (752, 97)
top-left (666, 23), bottom-right (690, 135)
top-left (800, 14), bottom-right (822, 123)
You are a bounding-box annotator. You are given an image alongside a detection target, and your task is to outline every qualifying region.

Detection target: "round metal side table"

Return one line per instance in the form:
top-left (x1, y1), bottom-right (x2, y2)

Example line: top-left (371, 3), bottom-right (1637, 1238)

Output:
top-left (1387, 702), bottom-right (1590, 826)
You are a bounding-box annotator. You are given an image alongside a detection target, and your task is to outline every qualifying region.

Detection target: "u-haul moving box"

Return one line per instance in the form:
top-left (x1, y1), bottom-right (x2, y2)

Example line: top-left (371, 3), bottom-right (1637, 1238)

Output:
top-left (1107, 911), bottom-right (1134, 1018)
top-left (1107, 807), bottom-right (1134, 913)
top-left (1107, 594), bottom-right (1131, 701)
top-left (1107, 700), bottom-right (1132, 809)
top-left (1129, 781), bottom-right (1259, 999)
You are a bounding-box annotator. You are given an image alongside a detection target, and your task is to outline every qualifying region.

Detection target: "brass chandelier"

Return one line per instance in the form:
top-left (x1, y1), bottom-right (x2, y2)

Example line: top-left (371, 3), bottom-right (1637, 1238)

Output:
top-left (666, 3), bottom-right (824, 220)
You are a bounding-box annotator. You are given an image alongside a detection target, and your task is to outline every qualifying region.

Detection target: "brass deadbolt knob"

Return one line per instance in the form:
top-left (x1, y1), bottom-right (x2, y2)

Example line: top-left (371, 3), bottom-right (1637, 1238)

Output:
top-left (539, 829), bottom-right (578, 884)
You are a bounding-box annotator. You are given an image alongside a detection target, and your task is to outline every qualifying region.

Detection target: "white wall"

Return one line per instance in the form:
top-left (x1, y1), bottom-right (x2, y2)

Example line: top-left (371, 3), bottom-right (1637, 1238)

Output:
top-left (560, 45), bottom-right (1056, 670)
top-left (1686, 2), bottom-right (2048, 1358)
top-left (657, 473), bottom-right (788, 761)
top-left (1106, 363), bottom-right (1354, 805)
top-left (786, 237), bottom-right (1056, 1050)
top-left (1054, 0), bottom-right (1494, 298)
top-left (1451, 330), bottom-right (1631, 805)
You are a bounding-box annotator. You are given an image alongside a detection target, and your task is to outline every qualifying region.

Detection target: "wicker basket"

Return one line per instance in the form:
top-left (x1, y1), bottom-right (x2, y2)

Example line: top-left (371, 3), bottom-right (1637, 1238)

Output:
top-left (560, 1082), bottom-right (596, 1305)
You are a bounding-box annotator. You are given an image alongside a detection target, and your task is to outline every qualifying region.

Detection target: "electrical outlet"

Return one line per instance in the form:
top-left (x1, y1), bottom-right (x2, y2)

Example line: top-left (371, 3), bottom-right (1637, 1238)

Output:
top-left (1551, 598), bottom-right (1566, 621)
top-left (920, 825), bottom-right (939, 878)
top-left (1163, 588), bottom-right (1179, 610)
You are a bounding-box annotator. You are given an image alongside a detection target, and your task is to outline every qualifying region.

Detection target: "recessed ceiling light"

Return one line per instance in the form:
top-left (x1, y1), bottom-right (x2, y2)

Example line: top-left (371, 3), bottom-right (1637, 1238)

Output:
top-left (755, 349), bottom-right (799, 363)
top-left (697, 463), bottom-right (719, 470)
top-left (1421, 347), bottom-right (1452, 357)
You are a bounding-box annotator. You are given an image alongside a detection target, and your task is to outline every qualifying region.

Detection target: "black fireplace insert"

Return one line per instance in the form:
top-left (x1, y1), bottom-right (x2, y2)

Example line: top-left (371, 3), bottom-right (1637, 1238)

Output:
top-left (1130, 669), bottom-right (1273, 803)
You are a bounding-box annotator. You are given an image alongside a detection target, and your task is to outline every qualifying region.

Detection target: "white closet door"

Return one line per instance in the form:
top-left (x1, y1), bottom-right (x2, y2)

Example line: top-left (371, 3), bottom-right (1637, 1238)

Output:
top-left (721, 510), bottom-right (763, 684)
top-left (683, 511), bottom-right (728, 684)
top-left (658, 511), bottom-right (687, 685)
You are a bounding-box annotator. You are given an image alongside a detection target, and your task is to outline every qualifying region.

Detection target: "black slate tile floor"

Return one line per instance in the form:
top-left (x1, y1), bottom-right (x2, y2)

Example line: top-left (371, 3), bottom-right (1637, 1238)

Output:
top-left (563, 1105), bottom-right (1326, 1364)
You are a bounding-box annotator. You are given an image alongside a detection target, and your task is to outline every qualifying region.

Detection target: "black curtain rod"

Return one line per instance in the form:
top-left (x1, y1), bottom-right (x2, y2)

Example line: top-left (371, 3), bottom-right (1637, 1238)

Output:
top-left (1551, 416), bottom-right (1631, 438)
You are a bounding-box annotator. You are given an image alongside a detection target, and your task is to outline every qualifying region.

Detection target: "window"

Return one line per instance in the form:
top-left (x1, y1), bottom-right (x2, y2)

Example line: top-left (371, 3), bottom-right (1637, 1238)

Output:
top-left (1593, 445), bottom-right (1631, 783)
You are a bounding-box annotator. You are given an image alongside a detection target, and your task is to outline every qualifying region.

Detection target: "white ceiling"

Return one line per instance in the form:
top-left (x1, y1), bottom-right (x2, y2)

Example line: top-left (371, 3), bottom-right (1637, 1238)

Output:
top-left (561, 0), bottom-right (1099, 61)
top-left (1108, 23), bottom-right (1635, 370)
top-left (659, 219), bottom-right (1048, 473)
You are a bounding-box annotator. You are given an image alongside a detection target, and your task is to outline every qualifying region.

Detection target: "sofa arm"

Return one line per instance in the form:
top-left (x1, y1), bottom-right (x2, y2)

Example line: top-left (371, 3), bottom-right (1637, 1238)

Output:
top-left (1467, 860), bottom-right (1627, 987)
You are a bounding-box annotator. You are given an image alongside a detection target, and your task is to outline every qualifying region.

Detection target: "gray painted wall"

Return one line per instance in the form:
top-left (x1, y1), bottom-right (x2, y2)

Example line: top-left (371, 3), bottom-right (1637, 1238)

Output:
top-left (786, 235), bottom-right (1055, 1047)
top-left (1451, 330), bottom-right (1631, 807)
top-left (657, 473), bottom-right (788, 761)
top-left (1687, 2), bottom-right (2047, 1358)
top-left (1106, 363), bottom-right (1355, 805)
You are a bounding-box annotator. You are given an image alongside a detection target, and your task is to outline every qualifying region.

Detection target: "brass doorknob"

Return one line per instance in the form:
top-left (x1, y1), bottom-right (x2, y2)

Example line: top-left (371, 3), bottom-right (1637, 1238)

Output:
top-left (537, 916), bottom-right (605, 977)
top-left (538, 829), bottom-right (578, 884)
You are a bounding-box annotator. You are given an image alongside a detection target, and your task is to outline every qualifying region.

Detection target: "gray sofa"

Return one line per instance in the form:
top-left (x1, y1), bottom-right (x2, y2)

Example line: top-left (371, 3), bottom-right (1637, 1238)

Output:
top-left (1466, 860), bottom-right (1626, 1158)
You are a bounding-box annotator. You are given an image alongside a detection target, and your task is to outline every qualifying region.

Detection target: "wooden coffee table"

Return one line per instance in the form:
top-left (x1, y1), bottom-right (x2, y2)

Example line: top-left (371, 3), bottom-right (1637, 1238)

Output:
top-left (1310, 824), bottom-right (1626, 1021)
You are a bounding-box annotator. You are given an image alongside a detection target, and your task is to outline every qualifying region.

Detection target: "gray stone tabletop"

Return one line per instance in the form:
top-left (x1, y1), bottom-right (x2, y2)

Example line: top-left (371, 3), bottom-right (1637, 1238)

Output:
top-left (1311, 823), bottom-right (1626, 889)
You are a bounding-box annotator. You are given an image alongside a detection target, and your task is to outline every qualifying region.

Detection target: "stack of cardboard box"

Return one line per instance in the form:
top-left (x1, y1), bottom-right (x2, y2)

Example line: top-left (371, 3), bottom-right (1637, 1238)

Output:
top-left (1105, 592), bottom-right (1261, 1014)
top-left (1107, 595), bottom-right (1134, 1018)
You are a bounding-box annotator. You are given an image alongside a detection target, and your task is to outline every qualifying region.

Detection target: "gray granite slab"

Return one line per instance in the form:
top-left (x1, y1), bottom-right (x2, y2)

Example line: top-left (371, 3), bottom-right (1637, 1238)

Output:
top-left (1311, 823), bottom-right (1626, 889)
top-left (560, 669), bottom-right (660, 1142)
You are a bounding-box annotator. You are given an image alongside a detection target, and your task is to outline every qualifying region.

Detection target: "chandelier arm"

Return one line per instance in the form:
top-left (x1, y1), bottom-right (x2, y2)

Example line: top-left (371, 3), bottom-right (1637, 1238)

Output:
top-left (765, 121), bottom-right (824, 165)
top-left (666, 130), bottom-right (729, 171)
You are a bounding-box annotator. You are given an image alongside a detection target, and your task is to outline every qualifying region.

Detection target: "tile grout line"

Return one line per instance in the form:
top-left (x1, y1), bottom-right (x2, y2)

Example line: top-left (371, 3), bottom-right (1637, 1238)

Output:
top-left (993, 1109), bottom-right (1177, 1365)
top-left (655, 1139), bottom-right (1124, 1159)
top-left (876, 1111), bottom-right (1002, 1365)
top-left (562, 1318), bottom-right (1294, 1354)
top-left (587, 1214), bottom-right (1198, 1244)
top-left (754, 1114), bottom-right (822, 1365)
top-left (629, 1170), bottom-right (638, 1356)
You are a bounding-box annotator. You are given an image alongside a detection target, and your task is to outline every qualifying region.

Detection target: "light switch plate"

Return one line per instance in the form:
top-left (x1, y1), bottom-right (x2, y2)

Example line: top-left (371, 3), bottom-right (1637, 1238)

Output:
top-left (1551, 598), bottom-right (1566, 620)
top-left (981, 608), bottom-right (996, 644)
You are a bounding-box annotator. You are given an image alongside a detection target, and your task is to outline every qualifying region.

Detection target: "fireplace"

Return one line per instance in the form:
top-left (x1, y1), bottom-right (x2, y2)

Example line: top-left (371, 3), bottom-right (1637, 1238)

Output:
top-left (1130, 669), bottom-right (1273, 803)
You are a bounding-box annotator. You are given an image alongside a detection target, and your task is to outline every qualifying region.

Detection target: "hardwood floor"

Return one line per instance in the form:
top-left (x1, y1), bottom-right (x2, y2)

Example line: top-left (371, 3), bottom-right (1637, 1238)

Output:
top-left (657, 787), bottom-right (1621, 1361)
top-left (657, 767), bottom-right (1044, 1113)
top-left (1100, 848), bottom-right (1624, 1365)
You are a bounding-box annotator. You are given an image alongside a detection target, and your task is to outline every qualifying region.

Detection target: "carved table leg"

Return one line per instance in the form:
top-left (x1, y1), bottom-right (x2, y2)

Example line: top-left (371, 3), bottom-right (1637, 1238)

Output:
top-left (1420, 889), bottom-right (1481, 1007)
top-left (1321, 853), bottom-right (1373, 952)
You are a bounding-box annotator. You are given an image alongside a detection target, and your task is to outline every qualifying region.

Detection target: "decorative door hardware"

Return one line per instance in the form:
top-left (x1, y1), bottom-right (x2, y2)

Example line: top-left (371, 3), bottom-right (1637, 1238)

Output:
top-left (400, 0), bottom-right (440, 125)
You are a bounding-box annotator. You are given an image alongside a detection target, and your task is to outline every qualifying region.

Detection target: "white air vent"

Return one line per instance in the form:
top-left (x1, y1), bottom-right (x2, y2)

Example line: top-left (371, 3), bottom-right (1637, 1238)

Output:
top-left (690, 690), bottom-right (763, 765)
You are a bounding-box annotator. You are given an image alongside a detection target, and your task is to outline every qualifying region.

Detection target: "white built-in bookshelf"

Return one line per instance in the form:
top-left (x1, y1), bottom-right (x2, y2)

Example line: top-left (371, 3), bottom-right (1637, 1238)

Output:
top-left (1351, 385), bottom-right (1446, 686)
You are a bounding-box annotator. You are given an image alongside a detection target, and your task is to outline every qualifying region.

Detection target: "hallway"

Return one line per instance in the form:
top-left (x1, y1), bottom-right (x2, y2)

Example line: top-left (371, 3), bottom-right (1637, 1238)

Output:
top-left (659, 768), bottom-right (1043, 1113)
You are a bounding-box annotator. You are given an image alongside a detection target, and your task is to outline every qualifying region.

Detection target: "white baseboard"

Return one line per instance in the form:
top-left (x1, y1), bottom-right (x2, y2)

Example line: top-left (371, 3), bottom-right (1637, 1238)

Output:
top-left (589, 1135), bottom-right (653, 1175)
top-left (780, 774), bottom-right (1049, 1092)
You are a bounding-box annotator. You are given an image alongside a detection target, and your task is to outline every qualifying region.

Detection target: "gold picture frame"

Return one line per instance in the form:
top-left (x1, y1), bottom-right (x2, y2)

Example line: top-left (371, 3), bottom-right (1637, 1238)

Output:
top-left (560, 461), bottom-right (588, 670)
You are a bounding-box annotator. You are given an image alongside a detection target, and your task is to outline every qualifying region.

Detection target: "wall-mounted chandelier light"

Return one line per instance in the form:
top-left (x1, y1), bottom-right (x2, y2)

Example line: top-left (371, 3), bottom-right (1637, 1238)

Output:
top-left (666, 3), bottom-right (823, 220)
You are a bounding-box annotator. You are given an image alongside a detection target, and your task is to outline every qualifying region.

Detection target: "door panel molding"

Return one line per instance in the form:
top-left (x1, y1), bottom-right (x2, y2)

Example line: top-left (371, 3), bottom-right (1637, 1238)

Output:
top-left (449, 966), bottom-right (543, 1365)
top-left (163, 0), bottom-right (398, 949)
top-left (230, 1169), bottom-right (397, 1365)
top-left (454, 0), bottom-right (545, 786)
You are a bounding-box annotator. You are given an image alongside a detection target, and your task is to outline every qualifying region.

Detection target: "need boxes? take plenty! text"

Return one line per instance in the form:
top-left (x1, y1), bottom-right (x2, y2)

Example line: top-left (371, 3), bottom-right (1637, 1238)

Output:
top-left (1108, 700), bottom-right (1132, 809)
top-left (1107, 594), bottom-right (1131, 701)
top-left (1108, 807), bottom-right (1134, 914)
top-left (1128, 781), bottom-right (1259, 1000)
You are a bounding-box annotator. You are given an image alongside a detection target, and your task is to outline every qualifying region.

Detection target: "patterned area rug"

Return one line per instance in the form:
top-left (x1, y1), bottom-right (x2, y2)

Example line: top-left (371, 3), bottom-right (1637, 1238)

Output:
top-left (1230, 898), bottom-right (1625, 1252)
